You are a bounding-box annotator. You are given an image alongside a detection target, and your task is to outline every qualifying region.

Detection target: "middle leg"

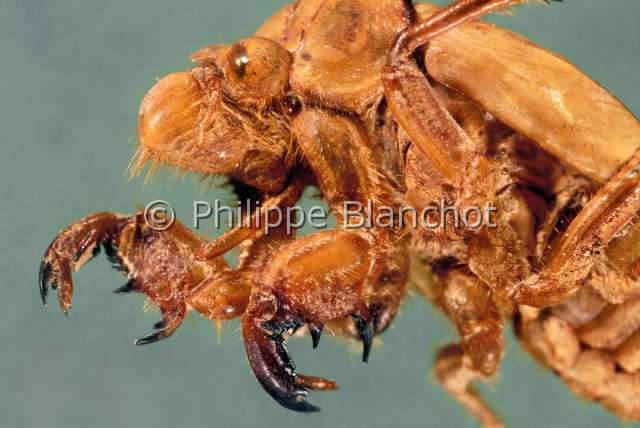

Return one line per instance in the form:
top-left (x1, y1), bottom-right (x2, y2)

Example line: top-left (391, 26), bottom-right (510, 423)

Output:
top-left (383, 1), bottom-right (542, 235)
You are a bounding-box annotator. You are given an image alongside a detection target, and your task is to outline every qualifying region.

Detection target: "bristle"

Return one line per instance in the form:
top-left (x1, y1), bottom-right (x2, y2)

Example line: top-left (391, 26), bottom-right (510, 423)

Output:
top-left (127, 147), bottom-right (148, 180)
top-left (215, 320), bottom-right (225, 337)
top-left (143, 159), bottom-right (159, 185)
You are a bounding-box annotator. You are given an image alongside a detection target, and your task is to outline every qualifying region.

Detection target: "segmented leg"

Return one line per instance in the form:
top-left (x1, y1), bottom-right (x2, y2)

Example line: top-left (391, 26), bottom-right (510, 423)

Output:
top-left (513, 149), bottom-right (640, 306)
top-left (387, 0), bottom-right (639, 309)
top-left (434, 345), bottom-right (505, 428)
top-left (516, 206), bottom-right (640, 421)
top-left (438, 268), bottom-right (505, 376)
top-left (291, 108), bottom-right (410, 334)
top-left (195, 170), bottom-right (310, 260)
top-left (403, 83), bottom-right (495, 243)
top-left (383, 1), bottom-right (549, 236)
top-left (235, 107), bottom-right (412, 411)
top-left (242, 230), bottom-right (376, 411)
top-left (421, 266), bottom-right (506, 428)
top-left (188, 208), bottom-right (297, 320)
top-left (39, 211), bottom-right (253, 344)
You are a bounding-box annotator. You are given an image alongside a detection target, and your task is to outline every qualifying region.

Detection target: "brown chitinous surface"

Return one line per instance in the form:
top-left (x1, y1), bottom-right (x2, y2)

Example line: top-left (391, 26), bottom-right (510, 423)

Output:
top-left (39, 1), bottom-right (640, 426)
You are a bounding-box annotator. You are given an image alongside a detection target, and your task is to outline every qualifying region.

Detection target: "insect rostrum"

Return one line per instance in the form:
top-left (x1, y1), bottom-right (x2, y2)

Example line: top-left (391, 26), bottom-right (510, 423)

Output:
top-left (39, 1), bottom-right (640, 426)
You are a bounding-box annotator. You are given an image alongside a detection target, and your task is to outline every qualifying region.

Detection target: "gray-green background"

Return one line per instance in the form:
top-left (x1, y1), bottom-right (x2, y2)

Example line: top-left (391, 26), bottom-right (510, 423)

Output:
top-left (2, 1), bottom-right (639, 427)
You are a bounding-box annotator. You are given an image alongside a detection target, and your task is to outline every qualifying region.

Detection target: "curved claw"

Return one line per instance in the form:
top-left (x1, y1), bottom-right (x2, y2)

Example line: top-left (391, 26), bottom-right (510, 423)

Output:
top-left (135, 304), bottom-right (186, 346)
top-left (354, 316), bottom-right (374, 363)
top-left (38, 212), bottom-right (130, 314)
top-left (113, 279), bottom-right (137, 295)
top-left (309, 324), bottom-right (322, 349)
top-left (277, 388), bottom-right (321, 413)
top-left (40, 211), bottom-right (202, 351)
top-left (38, 259), bottom-right (53, 306)
top-left (39, 256), bottom-right (73, 314)
top-left (242, 304), bottom-right (334, 413)
top-left (135, 331), bottom-right (169, 346)
top-left (244, 326), bottom-right (321, 412)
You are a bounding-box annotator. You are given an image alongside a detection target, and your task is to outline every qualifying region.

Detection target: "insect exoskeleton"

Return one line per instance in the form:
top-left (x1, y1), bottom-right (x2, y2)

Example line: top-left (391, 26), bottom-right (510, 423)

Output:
top-left (40, 1), bottom-right (640, 426)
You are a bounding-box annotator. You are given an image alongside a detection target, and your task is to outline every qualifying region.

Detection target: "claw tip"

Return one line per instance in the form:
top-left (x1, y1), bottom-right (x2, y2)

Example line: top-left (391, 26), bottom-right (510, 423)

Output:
top-left (38, 261), bottom-right (52, 305)
top-left (135, 331), bottom-right (164, 346)
top-left (114, 279), bottom-right (137, 295)
top-left (134, 338), bottom-right (147, 346)
top-left (309, 325), bottom-right (322, 349)
top-left (282, 397), bottom-right (321, 413)
top-left (354, 317), bottom-right (374, 363)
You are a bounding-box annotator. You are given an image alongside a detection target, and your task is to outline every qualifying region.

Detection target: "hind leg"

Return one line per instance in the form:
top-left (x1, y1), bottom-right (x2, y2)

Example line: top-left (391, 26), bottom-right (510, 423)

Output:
top-left (417, 264), bottom-right (506, 427)
top-left (438, 268), bottom-right (505, 376)
top-left (434, 345), bottom-right (505, 428)
top-left (512, 149), bottom-right (640, 306)
top-left (385, 0), bottom-right (640, 308)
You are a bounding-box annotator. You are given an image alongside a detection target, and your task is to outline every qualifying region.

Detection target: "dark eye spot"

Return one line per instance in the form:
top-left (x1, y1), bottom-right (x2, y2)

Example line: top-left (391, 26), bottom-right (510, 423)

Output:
top-left (229, 44), bottom-right (250, 78)
top-left (283, 96), bottom-right (301, 116)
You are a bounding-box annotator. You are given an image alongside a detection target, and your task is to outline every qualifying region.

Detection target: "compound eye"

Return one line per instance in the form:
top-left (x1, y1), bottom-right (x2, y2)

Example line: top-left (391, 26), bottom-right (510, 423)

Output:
top-left (230, 44), bottom-right (251, 78)
top-left (223, 37), bottom-right (290, 101)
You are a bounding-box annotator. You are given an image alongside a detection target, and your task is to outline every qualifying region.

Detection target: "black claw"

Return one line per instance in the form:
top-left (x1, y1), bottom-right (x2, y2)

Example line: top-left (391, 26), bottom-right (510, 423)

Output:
top-left (113, 279), bottom-right (136, 295)
top-left (309, 325), bottom-right (322, 349)
top-left (247, 320), bottom-right (323, 414)
top-left (39, 261), bottom-right (52, 306)
top-left (276, 390), bottom-right (321, 413)
top-left (135, 331), bottom-right (166, 346)
top-left (355, 317), bottom-right (374, 363)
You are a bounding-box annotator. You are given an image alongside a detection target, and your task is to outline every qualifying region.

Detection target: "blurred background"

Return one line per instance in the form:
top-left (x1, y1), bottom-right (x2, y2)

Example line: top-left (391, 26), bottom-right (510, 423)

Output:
top-left (1, 0), bottom-right (639, 427)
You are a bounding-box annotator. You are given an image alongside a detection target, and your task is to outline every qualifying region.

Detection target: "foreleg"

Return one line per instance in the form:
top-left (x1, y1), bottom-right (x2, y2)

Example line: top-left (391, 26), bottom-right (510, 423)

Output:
top-left (39, 211), bottom-right (249, 343)
top-left (241, 229), bottom-right (409, 411)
